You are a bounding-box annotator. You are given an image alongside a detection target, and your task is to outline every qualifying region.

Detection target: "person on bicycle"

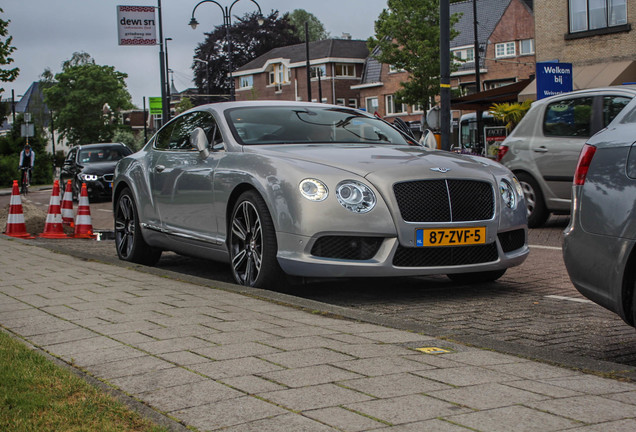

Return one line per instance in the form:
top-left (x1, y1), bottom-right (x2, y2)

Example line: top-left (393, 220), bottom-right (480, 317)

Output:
top-left (19, 144), bottom-right (35, 186)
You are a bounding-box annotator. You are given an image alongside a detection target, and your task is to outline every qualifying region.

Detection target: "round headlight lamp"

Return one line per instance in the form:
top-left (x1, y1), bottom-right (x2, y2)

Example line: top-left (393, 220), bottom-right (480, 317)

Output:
top-left (499, 179), bottom-right (517, 209)
top-left (336, 180), bottom-right (376, 213)
top-left (299, 178), bottom-right (328, 201)
top-left (80, 173), bottom-right (99, 181)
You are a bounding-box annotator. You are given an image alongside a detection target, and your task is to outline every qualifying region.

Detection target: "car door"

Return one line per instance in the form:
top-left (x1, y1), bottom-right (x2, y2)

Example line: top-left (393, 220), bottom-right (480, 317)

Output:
top-left (149, 111), bottom-right (224, 243)
top-left (532, 96), bottom-right (594, 203)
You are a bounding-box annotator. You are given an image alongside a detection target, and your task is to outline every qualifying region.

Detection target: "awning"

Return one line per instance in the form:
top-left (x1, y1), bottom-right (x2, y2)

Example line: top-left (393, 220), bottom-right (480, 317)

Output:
top-left (518, 60), bottom-right (636, 101)
top-left (450, 77), bottom-right (535, 111)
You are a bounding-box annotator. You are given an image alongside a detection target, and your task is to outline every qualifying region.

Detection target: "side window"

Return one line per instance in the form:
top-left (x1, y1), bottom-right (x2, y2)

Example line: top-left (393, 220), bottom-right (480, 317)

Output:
top-left (603, 96), bottom-right (632, 127)
top-left (543, 97), bottom-right (593, 137)
top-left (154, 111), bottom-right (221, 150)
top-left (66, 149), bottom-right (77, 162)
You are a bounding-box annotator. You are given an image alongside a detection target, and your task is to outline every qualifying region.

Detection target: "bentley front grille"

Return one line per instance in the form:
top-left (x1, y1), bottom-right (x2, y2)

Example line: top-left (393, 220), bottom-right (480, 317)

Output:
top-left (393, 179), bottom-right (494, 222)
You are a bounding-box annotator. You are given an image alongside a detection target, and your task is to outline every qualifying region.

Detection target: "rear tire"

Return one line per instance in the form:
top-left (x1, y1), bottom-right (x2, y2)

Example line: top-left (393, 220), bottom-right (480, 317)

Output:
top-left (229, 190), bottom-right (285, 288)
top-left (114, 187), bottom-right (161, 266)
top-left (516, 172), bottom-right (549, 228)
top-left (447, 269), bottom-right (506, 284)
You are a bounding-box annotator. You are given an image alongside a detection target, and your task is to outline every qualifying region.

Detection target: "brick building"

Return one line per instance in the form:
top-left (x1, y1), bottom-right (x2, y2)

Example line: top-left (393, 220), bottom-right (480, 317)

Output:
top-left (232, 39), bottom-right (368, 106)
top-left (353, 0), bottom-right (535, 123)
top-left (519, 0), bottom-right (636, 99)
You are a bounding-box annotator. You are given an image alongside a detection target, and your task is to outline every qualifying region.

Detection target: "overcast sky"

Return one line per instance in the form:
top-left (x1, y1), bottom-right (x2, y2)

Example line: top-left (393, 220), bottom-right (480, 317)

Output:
top-left (4, 0), bottom-right (388, 108)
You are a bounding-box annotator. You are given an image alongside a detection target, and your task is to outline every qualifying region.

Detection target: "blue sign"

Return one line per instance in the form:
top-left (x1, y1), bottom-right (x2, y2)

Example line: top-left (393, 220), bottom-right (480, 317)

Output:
top-left (536, 62), bottom-right (573, 99)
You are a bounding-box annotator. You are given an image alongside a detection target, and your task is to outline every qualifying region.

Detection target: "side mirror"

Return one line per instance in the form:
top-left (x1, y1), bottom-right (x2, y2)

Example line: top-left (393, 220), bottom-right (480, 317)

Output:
top-left (190, 127), bottom-right (210, 159)
top-left (420, 129), bottom-right (438, 150)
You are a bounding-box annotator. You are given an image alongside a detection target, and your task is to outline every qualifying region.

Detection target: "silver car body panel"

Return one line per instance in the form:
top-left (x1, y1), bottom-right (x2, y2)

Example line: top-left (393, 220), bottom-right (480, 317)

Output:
top-left (115, 101), bottom-right (529, 279)
top-left (563, 97), bottom-right (636, 325)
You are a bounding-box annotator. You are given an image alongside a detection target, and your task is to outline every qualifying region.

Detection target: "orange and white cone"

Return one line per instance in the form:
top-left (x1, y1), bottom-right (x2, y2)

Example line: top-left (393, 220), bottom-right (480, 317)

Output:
top-left (39, 180), bottom-right (69, 239)
top-left (74, 183), bottom-right (96, 239)
top-left (4, 180), bottom-right (34, 239)
top-left (61, 180), bottom-right (74, 227)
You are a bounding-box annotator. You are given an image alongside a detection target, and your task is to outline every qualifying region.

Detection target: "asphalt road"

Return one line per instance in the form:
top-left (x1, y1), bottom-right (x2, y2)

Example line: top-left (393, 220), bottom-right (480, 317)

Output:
top-left (5, 189), bottom-right (636, 372)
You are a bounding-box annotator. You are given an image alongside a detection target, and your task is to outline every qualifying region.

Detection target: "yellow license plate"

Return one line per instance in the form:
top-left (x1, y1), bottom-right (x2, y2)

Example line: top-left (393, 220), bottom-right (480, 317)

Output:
top-left (416, 227), bottom-right (486, 247)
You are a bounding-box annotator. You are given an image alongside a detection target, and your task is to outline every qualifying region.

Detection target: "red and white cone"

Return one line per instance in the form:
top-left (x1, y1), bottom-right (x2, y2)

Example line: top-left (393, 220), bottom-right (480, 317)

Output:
top-left (61, 180), bottom-right (74, 227)
top-left (39, 180), bottom-right (69, 239)
top-left (4, 180), bottom-right (34, 239)
top-left (74, 183), bottom-right (96, 239)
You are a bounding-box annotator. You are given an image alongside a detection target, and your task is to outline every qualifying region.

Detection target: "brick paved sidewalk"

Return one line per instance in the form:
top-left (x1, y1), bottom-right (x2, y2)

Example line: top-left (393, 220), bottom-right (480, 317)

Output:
top-left (1, 236), bottom-right (635, 431)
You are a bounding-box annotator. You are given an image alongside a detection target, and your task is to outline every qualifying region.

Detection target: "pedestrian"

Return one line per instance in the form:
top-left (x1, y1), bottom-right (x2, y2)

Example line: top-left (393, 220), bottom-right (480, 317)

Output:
top-left (19, 144), bottom-right (35, 186)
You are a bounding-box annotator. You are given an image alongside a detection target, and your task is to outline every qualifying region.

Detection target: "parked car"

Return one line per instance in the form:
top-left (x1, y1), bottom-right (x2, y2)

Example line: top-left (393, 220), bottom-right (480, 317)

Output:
top-left (113, 101), bottom-right (529, 288)
top-left (60, 143), bottom-right (133, 201)
top-left (563, 97), bottom-right (636, 328)
top-left (497, 86), bottom-right (636, 227)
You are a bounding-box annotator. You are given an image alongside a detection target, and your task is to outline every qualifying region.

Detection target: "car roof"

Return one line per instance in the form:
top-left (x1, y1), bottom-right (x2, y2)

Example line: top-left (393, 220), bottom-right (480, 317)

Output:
top-left (74, 143), bottom-right (128, 150)
top-left (534, 85), bottom-right (636, 105)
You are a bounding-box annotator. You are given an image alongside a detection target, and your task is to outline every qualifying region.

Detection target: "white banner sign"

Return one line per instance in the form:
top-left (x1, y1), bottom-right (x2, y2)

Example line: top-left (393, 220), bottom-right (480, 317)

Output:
top-left (117, 5), bottom-right (157, 46)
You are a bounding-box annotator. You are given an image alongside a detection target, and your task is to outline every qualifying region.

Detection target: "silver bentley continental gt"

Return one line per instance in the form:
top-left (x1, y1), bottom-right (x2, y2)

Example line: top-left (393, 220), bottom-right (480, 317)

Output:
top-left (113, 101), bottom-right (529, 288)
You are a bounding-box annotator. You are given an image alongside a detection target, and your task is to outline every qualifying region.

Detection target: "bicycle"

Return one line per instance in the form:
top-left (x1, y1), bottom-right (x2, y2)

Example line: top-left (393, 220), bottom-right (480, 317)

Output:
top-left (20, 167), bottom-right (30, 195)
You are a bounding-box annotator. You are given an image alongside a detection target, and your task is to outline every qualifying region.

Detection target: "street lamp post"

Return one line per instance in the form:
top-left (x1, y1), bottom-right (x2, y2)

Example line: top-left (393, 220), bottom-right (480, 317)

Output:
top-left (189, 0), bottom-right (263, 101)
top-left (165, 37), bottom-right (172, 122)
top-left (193, 58), bottom-right (211, 103)
top-left (157, 0), bottom-right (169, 125)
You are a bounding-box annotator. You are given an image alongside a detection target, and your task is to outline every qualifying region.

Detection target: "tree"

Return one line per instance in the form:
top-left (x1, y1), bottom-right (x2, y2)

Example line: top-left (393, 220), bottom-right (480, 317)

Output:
top-left (175, 97), bottom-right (193, 114)
top-left (43, 52), bottom-right (133, 146)
top-left (368, 0), bottom-right (459, 109)
top-left (0, 8), bottom-right (19, 95)
top-left (193, 11), bottom-right (301, 100)
top-left (489, 100), bottom-right (533, 132)
top-left (286, 9), bottom-right (329, 42)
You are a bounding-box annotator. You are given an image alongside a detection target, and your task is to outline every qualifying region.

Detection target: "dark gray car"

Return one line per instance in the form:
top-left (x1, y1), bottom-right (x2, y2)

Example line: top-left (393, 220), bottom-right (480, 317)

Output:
top-left (563, 97), bottom-right (636, 328)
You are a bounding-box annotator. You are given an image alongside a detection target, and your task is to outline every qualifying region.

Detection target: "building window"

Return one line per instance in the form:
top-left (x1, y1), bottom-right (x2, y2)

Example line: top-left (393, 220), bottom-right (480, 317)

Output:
top-left (388, 64), bottom-right (406, 73)
top-left (268, 64), bottom-right (289, 85)
top-left (569, 0), bottom-right (627, 33)
top-left (348, 98), bottom-right (358, 109)
top-left (519, 39), bottom-right (534, 55)
top-left (239, 75), bottom-right (253, 89)
top-left (452, 47), bottom-right (474, 63)
top-left (385, 95), bottom-right (406, 115)
top-left (412, 103), bottom-right (424, 113)
top-left (366, 97), bottom-right (379, 114)
top-left (495, 42), bottom-right (516, 58)
top-left (336, 98), bottom-right (346, 106)
top-left (310, 65), bottom-right (326, 79)
top-left (335, 63), bottom-right (356, 77)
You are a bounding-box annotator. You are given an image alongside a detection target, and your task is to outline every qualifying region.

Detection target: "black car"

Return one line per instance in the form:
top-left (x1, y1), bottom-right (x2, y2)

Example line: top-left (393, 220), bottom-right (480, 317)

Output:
top-left (60, 143), bottom-right (133, 201)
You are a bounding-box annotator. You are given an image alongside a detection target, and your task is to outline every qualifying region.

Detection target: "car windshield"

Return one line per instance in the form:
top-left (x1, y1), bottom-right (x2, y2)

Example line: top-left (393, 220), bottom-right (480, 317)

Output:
top-left (78, 147), bottom-right (127, 164)
top-left (225, 106), bottom-right (415, 146)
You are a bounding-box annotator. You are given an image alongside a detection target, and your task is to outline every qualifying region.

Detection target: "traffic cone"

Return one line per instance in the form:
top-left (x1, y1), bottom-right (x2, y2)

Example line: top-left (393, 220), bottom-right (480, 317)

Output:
top-left (61, 180), bottom-right (74, 227)
top-left (3, 180), bottom-right (34, 239)
top-left (39, 180), bottom-right (69, 239)
top-left (74, 183), bottom-right (96, 239)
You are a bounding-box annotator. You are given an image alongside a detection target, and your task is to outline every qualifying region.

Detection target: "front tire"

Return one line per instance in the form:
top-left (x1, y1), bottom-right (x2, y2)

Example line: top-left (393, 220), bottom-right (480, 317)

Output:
top-left (229, 190), bottom-right (284, 288)
top-left (516, 172), bottom-right (549, 228)
top-left (447, 269), bottom-right (506, 284)
top-left (114, 187), bottom-right (161, 266)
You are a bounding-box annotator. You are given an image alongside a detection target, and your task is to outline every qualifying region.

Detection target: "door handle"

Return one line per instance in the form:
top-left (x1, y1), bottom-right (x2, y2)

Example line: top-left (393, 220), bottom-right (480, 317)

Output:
top-left (533, 147), bottom-right (548, 153)
top-left (155, 165), bottom-right (166, 172)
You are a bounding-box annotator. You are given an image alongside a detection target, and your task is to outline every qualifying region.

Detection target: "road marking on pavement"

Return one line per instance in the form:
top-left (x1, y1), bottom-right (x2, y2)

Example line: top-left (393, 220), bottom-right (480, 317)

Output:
top-left (530, 245), bottom-right (562, 251)
top-left (545, 295), bottom-right (594, 304)
top-left (97, 209), bottom-right (111, 212)
top-left (415, 347), bottom-right (454, 355)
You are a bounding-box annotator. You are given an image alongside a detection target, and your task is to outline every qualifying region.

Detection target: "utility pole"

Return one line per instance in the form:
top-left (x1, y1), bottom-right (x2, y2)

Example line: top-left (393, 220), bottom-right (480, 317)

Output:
top-left (473, 0), bottom-right (483, 153)
top-left (305, 22), bottom-right (312, 102)
top-left (440, 0), bottom-right (451, 151)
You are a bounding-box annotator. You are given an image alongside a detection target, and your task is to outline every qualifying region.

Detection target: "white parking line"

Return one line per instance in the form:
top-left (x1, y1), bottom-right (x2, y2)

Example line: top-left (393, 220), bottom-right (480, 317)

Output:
top-left (545, 295), bottom-right (594, 304)
top-left (530, 245), bottom-right (562, 251)
top-left (97, 209), bottom-right (112, 212)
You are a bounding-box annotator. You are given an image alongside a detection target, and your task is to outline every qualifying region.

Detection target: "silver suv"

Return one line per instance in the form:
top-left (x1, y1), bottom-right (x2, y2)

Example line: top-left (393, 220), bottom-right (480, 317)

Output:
top-left (497, 86), bottom-right (636, 227)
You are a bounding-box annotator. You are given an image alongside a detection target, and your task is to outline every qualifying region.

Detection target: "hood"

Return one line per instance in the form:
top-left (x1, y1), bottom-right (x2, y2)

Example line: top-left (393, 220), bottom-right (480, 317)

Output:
top-left (80, 161), bottom-right (118, 175)
top-left (249, 144), bottom-right (509, 182)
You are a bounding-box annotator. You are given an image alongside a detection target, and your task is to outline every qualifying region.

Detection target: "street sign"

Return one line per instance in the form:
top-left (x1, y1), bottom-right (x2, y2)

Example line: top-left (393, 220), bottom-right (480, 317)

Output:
top-left (21, 123), bottom-right (34, 138)
top-left (117, 5), bottom-right (157, 46)
top-left (484, 126), bottom-right (507, 159)
top-left (148, 97), bottom-right (163, 115)
top-left (536, 62), bottom-right (573, 100)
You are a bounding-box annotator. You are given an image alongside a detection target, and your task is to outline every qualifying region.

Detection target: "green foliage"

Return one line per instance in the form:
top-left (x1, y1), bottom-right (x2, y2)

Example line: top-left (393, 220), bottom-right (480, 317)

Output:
top-left (368, 0), bottom-right (460, 108)
top-left (43, 52), bottom-right (133, 146)
top-left (489, 100), bottom-right (533, 131)
top-left (175, 97), bottom-right (193, 114)
top-left (112, 126), bottom-right (144, 151)
top-left (285, 9), bottom-right (329, 42)
top-left (0, 8), bottom-right (19, 94)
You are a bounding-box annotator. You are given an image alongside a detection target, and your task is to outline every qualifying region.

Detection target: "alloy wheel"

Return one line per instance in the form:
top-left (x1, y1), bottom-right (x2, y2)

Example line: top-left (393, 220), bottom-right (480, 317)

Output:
top-left (115, 194), bottom-right (135, 259)
top-left (230, 200), bottom-right (263, 286)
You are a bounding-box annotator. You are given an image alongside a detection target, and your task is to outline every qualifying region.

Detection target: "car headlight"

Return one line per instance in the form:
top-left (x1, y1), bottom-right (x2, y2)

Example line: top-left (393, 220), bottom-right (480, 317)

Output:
top-left (79, 173), bottom-right (99, 181)
top-left (499, 179), bottom-right (517, 209)
top-left (336, 180), bottom-right (376, 213)
top-left (511, 176), bottom-right (523, 196)
top-left (299, 178), bottom-right (328, 201)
